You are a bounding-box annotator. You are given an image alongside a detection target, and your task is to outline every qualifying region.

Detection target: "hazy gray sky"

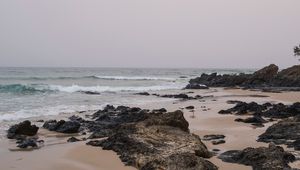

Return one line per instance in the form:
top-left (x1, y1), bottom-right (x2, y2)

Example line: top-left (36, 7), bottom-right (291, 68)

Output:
top-left (0, 0), bottom-right (300, 68)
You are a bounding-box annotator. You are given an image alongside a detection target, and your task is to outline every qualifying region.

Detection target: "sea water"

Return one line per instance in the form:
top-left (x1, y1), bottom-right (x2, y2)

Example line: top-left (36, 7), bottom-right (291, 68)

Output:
top-left (0, 67), bottom-right (254, 122)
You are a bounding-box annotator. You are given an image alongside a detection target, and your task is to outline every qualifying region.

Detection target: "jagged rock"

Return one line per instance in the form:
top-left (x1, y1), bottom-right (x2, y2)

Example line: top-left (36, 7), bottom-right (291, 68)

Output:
top-left (86, 107), bottom-right (215, 170)
top-left (219, 101), bottom-right (300, 119)
top-left (7, 120), bottom-right (39, 139)
top-left (212, 140), bottom-right (225, 145)
top-left (258, 115), bottom-right (300, 150)
top-left (185, 83), bottom-right (209, 89)
top-left (17, 138), bottom-right (38, 148)
top-left (203, 134), bottom-right (225, 141)
top-left (43, 120), bottom-right (80, 133)
top-left (135, 92), bottom-right (150, 96)
top-left (186, 64), bottom-right (300, 89)
top-left (78, 91), bottom-right (101, 95)
top-left (245, 64), bottom-right (279, 86)
top-left (219, 143), bottom-right (295, 170)
top-left (272, 65), bottom-right (300, 87)
top-left (67, 137), bottom-right (81, 143)
top-left (235, 115), bottom-right (267, 126)
top-left (185, 106), bottom-right (195, 110)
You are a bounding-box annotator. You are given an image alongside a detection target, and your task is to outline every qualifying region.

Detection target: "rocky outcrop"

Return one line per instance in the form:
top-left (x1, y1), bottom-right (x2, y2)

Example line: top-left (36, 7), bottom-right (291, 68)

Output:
top-left (43, 120), bottom-right (80, 133)
top-left (7, 120), bottom-right (39, 139)
top-left (219, 143), bottom-right (295, 170)
top-left (258, 115), bottom-right (300, 150)
top-left (85, 105), bottom-right (217, 170)
top-left (185, 64), bottom-right (300, 89)
top-left (219, 101), bottom-right (300, 119)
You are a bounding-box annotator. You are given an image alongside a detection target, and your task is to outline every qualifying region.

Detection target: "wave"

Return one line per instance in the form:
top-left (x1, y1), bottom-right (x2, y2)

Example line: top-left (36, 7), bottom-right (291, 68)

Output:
top-left (0, 83), bottom-right (185, 94)
top-left (0, 84), bottom-right (50, 94)
top-left (92, 76), bottom-right (177, 81)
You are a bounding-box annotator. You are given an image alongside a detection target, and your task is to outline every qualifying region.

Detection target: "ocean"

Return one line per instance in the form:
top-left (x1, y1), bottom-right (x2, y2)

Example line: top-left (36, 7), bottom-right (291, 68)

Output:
top-left (0, 67), bottom-right (254, 122)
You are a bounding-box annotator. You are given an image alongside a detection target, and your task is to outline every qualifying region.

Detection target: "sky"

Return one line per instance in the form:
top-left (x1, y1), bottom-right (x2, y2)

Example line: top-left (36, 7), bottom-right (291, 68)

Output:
top-left (0, 0), bottom-right (300, 69)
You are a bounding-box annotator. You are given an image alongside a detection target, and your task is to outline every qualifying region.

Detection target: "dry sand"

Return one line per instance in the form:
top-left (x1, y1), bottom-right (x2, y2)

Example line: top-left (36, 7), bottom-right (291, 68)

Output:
top-left (0, 88), bottom-right (299, 170)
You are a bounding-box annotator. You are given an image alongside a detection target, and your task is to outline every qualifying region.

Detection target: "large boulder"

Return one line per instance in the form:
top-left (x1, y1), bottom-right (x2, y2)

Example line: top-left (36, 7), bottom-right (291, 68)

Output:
top-left (272, 65), bottom-right (300, 87)
top-left (87, 108), bottom-right (216, 170)
top-left (219, 143), bottom-right (295, 170)
top-left (246, 64), bottom-right (279, 86)
top-left (7, 120), bottom-right (39, 139)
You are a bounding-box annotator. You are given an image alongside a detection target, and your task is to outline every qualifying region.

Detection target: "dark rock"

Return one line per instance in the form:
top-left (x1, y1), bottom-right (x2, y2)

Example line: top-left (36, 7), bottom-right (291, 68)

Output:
top-left (7, 120), bottom-right (39, 139)
top-left (79, 91), bottom-right (101, 95)
top-left (185, 106), bottom-right (195, 110)
top-left (135, 92), bottom-right (150, 96)
top-left (245, 64), bottom-right (279, 86)
top-left (185, 64), bottom-right (300, 89)
top-left (219, 143), bottom-right (295, 170)
top-left (203, 134), bottom-right (225, 141)
top-left (258, 115), bottom-right (300, 150)
top-left (43, 120), bottom-right (80, 133)
top-left (185, 83), bottom-right (209, 89)
top-left (86, 107), bottom-right (215, 169)
top-left (36, 120), bottom-right (44, 122)
top-left (234, 115), bottom-right (267, 125)
top-left (67, 137), bottom-right (81, 143)
top-left (17, 138), bottom-right (38, 149)
top-left (212, 140), bottom-right (225, 145)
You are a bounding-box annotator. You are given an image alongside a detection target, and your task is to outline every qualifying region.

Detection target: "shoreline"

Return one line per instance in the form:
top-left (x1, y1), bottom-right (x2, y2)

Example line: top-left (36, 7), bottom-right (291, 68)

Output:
top-left (0, 88), bottom-right (300, 169)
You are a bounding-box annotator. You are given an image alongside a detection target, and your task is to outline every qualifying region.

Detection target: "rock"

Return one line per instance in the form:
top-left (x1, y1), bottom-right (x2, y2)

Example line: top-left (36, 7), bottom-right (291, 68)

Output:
top-left (272, 65), bottom-right (300, 87)
top-left (36, 120), bottom-right (44, 122)
top-left (67, 137), bottom-right (81, 143)
top-left (17, 138), bottom-right (38, 148)
top-left (135, 92), bottom-right (150, 96)
top-left (212, 140), bottom-right (225, 145)
top-left (79, 91), bottom-right (101, 95)
top-left (245, 64), bottom-right (279, 86)
top-left (141, 152), bottom-right (217, 170)
top-left (219, 143), bottom-right (295, 170)
top-left (185, 106), bottom-right (195, 110)
top-left (86, 107), bottom-right (215, 169)
top-left (258, 115), bottom-right (300, 150)
top-left (7, 120), bottom-right (39, 139)
top-left (43, 120), bottom-right (80, 133)
top-left (185, 83), bottom-right (209, 89)
top-left (203, 134), bottom-right (225, 141)
top-left (185, 64), bottom-right (300, 89)
top-left (234, 115), bottom-right (267, 125)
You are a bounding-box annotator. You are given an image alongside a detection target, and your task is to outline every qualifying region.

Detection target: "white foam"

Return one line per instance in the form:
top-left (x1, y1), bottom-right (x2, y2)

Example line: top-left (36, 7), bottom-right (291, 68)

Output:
top-left (94, 76), bottom-right (176, 81)
top-left (48, 83), bottom-right (184, 93)
top-left (0, 105), bottom-right (104, 122)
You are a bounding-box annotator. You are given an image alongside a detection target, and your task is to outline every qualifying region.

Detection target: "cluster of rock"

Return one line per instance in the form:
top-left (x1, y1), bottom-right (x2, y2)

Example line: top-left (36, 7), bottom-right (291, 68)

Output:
top-left (7, 105), bottom-right (218, 170)
top-left (219, 101), bottom-right (300, 127)
top-left (185, 64), bottom-right (300, 89)
top-left (219, 143), bottom-right (296, 170)
top-left (85, 105), bottom-right (217, 170)
top-left (6, 120), bottom-right (43, 149)
top-left (218, 100), bottom-right (300, 165)
top-left (258, 115), bottom-right (300, 151)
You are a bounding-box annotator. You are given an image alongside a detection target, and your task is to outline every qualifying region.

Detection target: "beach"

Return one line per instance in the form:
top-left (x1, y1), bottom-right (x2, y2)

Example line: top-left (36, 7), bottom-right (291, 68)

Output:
top-left (1, 87), bottom-right (299, 170)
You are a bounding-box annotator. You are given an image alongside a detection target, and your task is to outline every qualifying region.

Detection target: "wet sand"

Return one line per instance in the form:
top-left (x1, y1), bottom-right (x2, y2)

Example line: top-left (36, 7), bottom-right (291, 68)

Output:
top-left (0, 88), bottom-right (299, 170)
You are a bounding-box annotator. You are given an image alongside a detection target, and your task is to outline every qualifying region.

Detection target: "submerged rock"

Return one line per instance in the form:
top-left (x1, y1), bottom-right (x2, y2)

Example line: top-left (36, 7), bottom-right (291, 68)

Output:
top-left (185, 83), bottom-right (209, 89)
top-left (7, 120), bottom-right (39, 139)
top-left (17, 138), bottom-right (38, 149)
top-left (219, 143), bottom-right (295, 170)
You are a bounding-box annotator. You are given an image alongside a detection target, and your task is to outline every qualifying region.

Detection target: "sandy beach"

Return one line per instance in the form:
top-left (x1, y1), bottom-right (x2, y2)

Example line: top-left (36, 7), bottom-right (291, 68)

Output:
top-left (1, 88), bottom-right (299, 170)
